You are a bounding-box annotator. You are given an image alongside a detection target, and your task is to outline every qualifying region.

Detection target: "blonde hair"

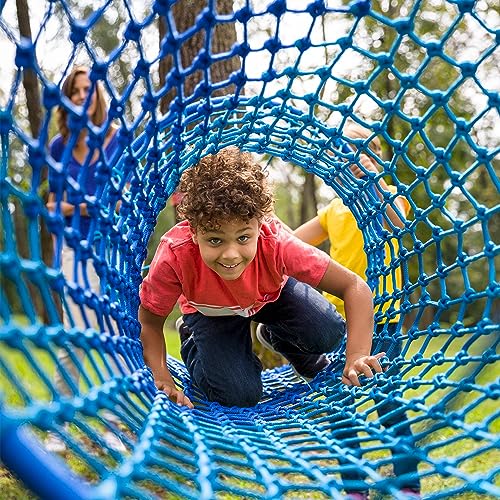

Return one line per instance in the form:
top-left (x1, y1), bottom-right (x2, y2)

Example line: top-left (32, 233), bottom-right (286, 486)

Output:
top-left (56, 66), bottom-right (108, 142)
top-left (343, 123), bottom-right (383, 158)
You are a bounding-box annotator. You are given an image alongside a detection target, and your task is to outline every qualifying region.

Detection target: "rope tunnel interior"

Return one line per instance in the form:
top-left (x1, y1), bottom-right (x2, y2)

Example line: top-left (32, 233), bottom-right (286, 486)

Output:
top-left (0, 0), bottom-right (498, 498)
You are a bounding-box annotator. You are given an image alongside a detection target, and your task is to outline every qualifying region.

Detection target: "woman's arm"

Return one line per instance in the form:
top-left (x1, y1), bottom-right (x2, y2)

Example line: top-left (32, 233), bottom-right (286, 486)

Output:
top-left (46, 192), bottom-right (90, 217)
top-left (139, 305), bottom-right (193, 408)
top-left (294, 216), bottom-right (329, 246)
top-left (317, 259), bottom-right (383, 386)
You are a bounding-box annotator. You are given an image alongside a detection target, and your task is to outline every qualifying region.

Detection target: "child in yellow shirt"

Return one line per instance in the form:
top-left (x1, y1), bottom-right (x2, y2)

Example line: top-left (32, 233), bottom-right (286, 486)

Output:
top-left (294, 123), bottom-right (420, 498)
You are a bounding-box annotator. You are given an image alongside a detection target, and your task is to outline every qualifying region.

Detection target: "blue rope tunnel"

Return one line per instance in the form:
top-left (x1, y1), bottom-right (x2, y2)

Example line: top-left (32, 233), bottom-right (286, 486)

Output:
top-left (0, 0), bottom-right (499, 498)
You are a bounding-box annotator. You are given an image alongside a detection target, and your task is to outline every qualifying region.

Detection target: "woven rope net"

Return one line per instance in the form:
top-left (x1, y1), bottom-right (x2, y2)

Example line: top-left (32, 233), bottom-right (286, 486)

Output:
top-left (0, 0), bottom-right (499, 498)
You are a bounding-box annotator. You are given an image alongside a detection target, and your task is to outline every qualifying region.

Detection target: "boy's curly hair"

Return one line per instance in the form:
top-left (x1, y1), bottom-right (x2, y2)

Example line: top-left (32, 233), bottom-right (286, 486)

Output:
top-left (177, 147), bottom-right (274, 232)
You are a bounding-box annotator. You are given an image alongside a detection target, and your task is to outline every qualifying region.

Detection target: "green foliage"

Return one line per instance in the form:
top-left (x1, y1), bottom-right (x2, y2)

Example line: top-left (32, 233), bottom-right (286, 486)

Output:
top-left (267, 0), bottom-right (500, 328)
top-left (144, 203), bottom-right (178, 267)
top-left (271, 0), bottom-right (498, 330)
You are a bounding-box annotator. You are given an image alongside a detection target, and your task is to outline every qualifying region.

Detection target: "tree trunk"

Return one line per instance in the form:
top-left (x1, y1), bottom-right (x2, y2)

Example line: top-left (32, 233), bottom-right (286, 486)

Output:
top-left (159, 0), bottom-right (240, 114)
top-left (299, 172), bottom-right (318, 225)
top-left (16, 0), bottom-right (59, 323)
top-left (16, 0), bottom-right (42, 135)
top-left (158, 15), bottom-right (172, 116)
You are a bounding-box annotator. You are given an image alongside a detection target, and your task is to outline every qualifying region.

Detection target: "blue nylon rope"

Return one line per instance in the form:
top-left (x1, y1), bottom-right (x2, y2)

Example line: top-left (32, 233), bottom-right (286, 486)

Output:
top-left (1, 0), bottom-right (499, 499)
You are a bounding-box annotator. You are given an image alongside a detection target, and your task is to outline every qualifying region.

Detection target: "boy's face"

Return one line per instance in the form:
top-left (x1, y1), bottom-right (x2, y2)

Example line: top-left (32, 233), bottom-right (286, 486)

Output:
top-left (192, 218), bottom-right (260, 280)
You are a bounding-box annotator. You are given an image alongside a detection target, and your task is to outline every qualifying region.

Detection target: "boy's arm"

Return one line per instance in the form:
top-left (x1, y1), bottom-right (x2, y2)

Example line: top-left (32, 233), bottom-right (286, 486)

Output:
top-left (317, 260), bottom-right (384, 387)
top-left (139, 305), bottom-right (193, 408)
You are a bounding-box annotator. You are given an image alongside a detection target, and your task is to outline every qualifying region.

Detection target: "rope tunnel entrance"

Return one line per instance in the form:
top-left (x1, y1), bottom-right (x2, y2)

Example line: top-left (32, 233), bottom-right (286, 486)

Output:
top-left (0, 0), bottom-right (498, 498)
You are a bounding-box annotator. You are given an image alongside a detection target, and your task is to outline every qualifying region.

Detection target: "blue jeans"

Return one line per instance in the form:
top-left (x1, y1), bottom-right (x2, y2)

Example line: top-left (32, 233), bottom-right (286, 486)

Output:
top-left (180, 277), bottom-right (346, 407)
top-left (340, 322), bottom-right (420, 493)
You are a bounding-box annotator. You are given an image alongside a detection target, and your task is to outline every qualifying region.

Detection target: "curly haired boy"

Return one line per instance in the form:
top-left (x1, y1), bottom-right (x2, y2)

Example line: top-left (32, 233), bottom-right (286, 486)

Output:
top-left (139, 146), bottom-right (384, 408)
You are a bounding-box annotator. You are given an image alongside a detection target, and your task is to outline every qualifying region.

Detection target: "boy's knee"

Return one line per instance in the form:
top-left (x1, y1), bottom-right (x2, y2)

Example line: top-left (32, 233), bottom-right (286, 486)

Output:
top-left (327, 313), bottom-right (346, 348)
top-left (204, 379), bottom-right (262, 408)
top-left (308, 317), bottom-right (345, 353)
top-left (220, 389), bottom-right (262, 408)
top-left (330, 309), bottom-right (347, 333)
top-left (307, 333), bottom-right (342, 354)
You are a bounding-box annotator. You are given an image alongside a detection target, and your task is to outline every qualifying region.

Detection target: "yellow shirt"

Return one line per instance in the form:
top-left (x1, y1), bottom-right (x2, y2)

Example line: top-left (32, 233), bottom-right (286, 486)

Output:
top-left (317, 186), bottom-right (409, 324)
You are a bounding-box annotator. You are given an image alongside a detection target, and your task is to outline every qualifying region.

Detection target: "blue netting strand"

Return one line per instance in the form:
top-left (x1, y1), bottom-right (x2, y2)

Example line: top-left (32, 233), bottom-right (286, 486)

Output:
top-left (1, 0), bottom-right (499, 498)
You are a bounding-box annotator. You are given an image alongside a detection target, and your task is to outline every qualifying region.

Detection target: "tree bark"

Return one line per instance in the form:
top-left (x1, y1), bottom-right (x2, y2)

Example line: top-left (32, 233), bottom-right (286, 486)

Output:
top-left (299, 172), bottom-right (318, 225)
top-left (16, 0), bottom-right (42, 136)
top-left (158, 0), bottom-right (240, 114)
top-left (16, 0), bottom-right (59, 323)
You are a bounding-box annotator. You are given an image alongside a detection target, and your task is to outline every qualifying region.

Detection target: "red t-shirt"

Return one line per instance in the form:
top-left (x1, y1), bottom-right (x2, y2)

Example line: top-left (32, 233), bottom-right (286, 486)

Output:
top-left (140, 219), bottom-right (331, 317)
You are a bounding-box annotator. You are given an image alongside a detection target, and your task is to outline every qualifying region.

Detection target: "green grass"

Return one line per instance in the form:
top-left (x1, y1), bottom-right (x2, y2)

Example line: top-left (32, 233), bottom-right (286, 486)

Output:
top-left (1, 325), bottom-right (498, 499)
top-left (0, 322), bottom-right (181, 407)
top-left (164, 325), bottom-right (182, 360)
top-left (0, 321), bottom-right (181, 499)
top-left (0, 469), bottom-right (34, 500)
